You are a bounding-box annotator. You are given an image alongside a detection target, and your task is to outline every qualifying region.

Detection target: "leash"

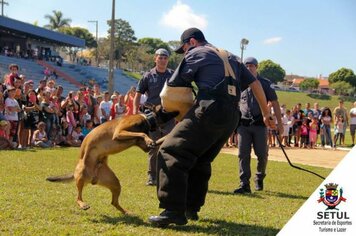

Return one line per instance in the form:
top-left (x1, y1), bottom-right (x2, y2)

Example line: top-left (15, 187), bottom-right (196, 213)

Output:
top-left (272, 130), bottom-right (325, 180)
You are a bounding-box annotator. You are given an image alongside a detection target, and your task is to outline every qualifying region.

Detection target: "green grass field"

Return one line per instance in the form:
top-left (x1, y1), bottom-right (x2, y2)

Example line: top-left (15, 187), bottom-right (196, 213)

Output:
top-left (276, 91), bottom-right (355, 111)
top-left (0, 147), bottom-right (331, 235)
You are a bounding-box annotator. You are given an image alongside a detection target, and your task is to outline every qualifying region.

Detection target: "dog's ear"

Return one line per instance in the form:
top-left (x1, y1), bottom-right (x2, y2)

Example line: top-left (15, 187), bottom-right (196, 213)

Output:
top-left (155, 107), bottom-right (179, 124)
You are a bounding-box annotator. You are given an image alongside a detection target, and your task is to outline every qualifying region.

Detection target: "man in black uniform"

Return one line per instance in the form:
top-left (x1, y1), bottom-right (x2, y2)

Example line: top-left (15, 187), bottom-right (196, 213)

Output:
top-left (149, 28), bottom-right (275, 227)
top-left (133, 48), bottom-right (175, 186)
top-left (234, 57), bottom-right (283, 194)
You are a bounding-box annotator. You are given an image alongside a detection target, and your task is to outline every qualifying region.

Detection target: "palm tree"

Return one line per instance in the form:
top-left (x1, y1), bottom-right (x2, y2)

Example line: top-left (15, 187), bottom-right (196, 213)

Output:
top-left (44, 10), bottom-right (71, 31)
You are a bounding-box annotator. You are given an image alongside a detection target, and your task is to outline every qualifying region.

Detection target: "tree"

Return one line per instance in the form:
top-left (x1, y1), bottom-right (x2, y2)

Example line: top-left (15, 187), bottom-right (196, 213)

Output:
top-left (257, 60), bottom-right (286, 84)
top-left (299, 78), bottom-right (319, 91)
top-left (107, 19), bottom-right (137, 68)
top-left (60, 27), bottom-right (97, 48)
top-left (44, 10), bottom-right (71, 31)
top-left (125, 44), bottom-right (152, 72)
top-left (328, 68), bottom-right (356, 87)
top-left (138, 38), bottom-right (170, 54)
top-left (59, 27), bottom-right (97, 61)
top-left (167, 40), bottom-right (184, 69)
top-left (330, 81), bottom-right (352, 95)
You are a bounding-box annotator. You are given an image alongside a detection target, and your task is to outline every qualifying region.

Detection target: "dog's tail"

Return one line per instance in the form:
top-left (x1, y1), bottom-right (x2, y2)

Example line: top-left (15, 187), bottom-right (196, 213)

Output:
top-left (46, 173), bottom-right (74, 182)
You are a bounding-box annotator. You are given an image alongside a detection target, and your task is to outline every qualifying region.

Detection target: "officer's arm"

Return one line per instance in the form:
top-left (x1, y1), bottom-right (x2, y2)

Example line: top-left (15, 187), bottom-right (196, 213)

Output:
top-left (133, 92), bottom-right (142, 115)
top-left (249, 80), bottom-right (274, 128)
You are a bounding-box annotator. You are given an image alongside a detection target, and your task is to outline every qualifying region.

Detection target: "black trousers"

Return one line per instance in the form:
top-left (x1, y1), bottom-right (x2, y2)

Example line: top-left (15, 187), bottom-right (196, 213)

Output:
top-left (157, 99), bottom-right (239, 212)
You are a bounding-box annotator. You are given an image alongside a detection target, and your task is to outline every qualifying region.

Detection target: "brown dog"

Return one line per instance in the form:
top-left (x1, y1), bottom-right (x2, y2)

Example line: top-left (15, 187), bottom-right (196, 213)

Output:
top-left (46, 107), bottom-right (177, 214)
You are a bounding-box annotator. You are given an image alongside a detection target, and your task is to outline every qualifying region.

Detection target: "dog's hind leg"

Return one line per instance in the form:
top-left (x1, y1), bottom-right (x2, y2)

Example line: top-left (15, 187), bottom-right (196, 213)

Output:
top-left (74, 160), bottom-right (91, 210)
top-left (97, 164), bottom-right (128, 214)
top-left (76, 176), bottom-right (90, 210)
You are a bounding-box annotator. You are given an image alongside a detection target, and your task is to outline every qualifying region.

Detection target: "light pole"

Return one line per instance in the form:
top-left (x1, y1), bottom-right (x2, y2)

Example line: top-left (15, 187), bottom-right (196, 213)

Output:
top-left (0, 0), bottom-right (8, 16)
top-left (108, 0), bottom-right (115, 94)
top-left (240, 38), bottom-right (249, 63)
top-left (88, 20), bottom-right (99, 67)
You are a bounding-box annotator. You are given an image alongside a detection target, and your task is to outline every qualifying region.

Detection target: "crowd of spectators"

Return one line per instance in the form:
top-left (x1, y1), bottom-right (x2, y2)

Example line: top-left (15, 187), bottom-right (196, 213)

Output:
top-left (0, 63), bottom-right (144, 150)
top-left (227, 101), bottom-right (355, 150)
top-left (1, 62), bottom-right (355, 151)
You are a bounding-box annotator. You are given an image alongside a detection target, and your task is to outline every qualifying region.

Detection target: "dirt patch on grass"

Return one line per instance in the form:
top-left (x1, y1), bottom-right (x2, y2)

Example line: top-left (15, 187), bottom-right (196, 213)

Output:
top-left (221, 146), bottom-right (351, 169)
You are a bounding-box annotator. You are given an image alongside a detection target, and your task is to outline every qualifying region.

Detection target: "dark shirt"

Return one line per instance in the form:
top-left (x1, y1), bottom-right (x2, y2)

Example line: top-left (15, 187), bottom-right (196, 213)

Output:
top-left (137, 68), bottom-right (174, 105)
top-left (179, 44), bottom-right (255, 91)
top-left (240, 75), bottom-right (278, 119)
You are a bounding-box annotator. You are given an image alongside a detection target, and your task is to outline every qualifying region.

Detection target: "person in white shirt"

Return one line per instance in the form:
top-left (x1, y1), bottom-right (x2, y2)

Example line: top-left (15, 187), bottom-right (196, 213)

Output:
top-left (99, 91), bottom-right (112, 123)
top-left (349, 101), bottom-right (356, 146)
top-left (4, 86), bottom-right (21, 144)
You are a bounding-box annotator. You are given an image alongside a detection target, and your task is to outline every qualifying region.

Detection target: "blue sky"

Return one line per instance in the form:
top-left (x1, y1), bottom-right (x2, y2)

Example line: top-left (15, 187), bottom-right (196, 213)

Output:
top-left (4, 0), bottom-right (356, 77)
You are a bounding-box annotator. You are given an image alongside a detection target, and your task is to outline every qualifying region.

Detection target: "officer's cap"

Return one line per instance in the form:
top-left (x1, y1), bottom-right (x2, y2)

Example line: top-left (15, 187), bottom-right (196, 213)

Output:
top-left (175, 28), bottom-right (206, 54)
top-left (155, 48), bottom-right (169, 57)
top-left (244, 57), bottom-right (258, 66)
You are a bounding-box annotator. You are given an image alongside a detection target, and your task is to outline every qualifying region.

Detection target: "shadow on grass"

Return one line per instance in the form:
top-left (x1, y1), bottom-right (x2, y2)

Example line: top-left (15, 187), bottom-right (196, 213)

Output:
top-left (307, 94), bottom-right (331, 100)
top-left (93, 214), bottom-right (149, 226)
top-left (93, 215), bottom-right (279, 235)
top-left (208, 189), bottom-right (307, 200)
top-left (263, 190), bottom-right (308, 200)
top-left (208, 190), bottom-right (263, 199)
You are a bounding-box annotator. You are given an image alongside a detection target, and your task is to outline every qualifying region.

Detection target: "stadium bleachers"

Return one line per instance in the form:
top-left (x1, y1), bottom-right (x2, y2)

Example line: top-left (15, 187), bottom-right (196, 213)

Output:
top-left (0, 55), bottom-right (138, 95)
top-left (49, 61), bottom-right (138, 94)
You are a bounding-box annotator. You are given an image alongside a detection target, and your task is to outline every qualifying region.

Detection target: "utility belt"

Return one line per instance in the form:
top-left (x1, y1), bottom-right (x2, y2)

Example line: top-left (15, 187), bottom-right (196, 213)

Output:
top-left (239, 116), bottom-right (265, 126)
top-left (196, 77), bottom-right (240, 105)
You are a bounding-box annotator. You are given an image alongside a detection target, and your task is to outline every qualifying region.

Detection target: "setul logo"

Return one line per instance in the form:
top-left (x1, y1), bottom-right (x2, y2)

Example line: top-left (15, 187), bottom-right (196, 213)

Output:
top-left (318, 183), bottom-right (347, 210)
top-left (315, 183), bottom-right (351, 233)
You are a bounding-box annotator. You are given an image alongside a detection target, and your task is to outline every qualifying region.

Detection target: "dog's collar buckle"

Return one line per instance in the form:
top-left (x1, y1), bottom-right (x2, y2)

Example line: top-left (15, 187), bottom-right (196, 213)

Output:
top-left (144, 112), bottom-right (157, 131)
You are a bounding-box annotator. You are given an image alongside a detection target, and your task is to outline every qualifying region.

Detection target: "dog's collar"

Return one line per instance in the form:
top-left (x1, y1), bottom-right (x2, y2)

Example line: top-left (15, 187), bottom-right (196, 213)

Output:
top-left (141, 112), bottom-right (157, 131)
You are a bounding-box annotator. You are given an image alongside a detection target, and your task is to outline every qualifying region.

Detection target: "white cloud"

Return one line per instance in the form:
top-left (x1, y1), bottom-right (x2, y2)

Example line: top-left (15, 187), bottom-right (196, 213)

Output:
top-left (160, 0), bottom-right (207, 31)
top-left (263, 37), bottom-right (282, 45)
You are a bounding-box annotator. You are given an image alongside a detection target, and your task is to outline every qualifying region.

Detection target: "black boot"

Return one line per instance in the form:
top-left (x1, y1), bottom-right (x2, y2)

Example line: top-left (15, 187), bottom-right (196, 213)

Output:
top-left (233, 185), bottom-right (251, 194)
top-left (255, 179), bottom-right (264, 191)
top-left (149, 210), bottom-right (188, 227)
top-left (185, 210), bottom-right (199, 221)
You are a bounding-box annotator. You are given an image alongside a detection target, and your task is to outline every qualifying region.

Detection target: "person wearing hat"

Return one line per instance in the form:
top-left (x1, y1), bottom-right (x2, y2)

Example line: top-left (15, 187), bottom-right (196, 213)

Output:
top-left (233, 57), bottom-right (283, 195)
top-left (133, 48), bottom-right (175, 186)
top-left (149, 28), bottom-right (274, 227)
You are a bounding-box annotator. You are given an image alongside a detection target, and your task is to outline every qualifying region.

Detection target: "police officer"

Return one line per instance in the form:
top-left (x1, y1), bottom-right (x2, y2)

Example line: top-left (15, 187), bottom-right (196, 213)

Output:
top-left (234, 57), bottom-right (283, 194)
top-left (149, 28), bottom-right (274, 227)
top-left (133, 48), bottom-right (175, 186)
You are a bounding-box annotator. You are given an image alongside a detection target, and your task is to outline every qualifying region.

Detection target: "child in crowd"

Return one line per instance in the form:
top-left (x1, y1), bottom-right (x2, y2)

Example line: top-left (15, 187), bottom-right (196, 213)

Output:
top-left (124, 86), bottom-right (135, 116)
top-left (281, 111), bottom-right (290, 147)
top-left (79, 106), bottom-right (91, 127)
top-left (333, 115), bottom-right (345, 149)
top-left (55, 119), bottom-right (70, 147)
top-left (285, 109), bottom-right (295, 146)
top-left (66, 103), bottom-right (76, 135)
top-left (82, 120), bottom-right (94, 138)
top-left (267, 102), bottom-right (277, 147)
top-left (114, 95), bottom-right (127, 119)
top-left (300, 118), bottom-right (309, 148)
top-left (93, 95), bottom-right (103, 126)
top-left (50, 95), bottom-right (61, 128)
top-left (32, 121), bottom-right (52, 148)
top-left (69, 125), bottom-right (83, 147)
top-left (4, 86), bottom-right (21, 145)
top-left (0, 120), bottom-right (13, 149)
top-left (309, 117), bottom-right (319, 149)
